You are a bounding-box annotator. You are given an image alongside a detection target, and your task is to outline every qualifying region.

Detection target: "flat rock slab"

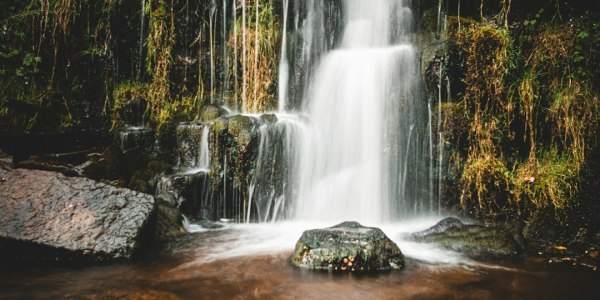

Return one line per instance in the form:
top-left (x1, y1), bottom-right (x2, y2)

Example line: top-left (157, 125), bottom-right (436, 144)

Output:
top-left (411, 217), bottom-right (524, 258)
top-left (292, 221), bottom-right (404, 272)
top-left (0, 169), bottom-right (155, 261)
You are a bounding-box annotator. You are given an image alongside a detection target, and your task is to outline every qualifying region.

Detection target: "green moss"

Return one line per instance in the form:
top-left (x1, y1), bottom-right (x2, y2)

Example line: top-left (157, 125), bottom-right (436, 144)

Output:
top-left (514, 149), bottom-right (579, 210)
top-left (446, 15), bottom-right (600, 222)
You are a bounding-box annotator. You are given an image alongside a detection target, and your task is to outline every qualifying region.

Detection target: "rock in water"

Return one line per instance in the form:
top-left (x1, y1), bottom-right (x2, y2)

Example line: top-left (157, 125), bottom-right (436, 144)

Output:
top-left (0, 169), bottom-right (155, 261)
top-left (411, 217), bottom-right (464, 238)
top-left (292, 221), bottom-right (404, 272)
top-left (411, 217), bottom-right (524, 258)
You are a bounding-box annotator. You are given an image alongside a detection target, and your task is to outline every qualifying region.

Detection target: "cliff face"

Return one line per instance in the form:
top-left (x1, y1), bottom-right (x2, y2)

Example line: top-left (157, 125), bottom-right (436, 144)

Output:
top-left (417, 0), bottom-right (600, 241)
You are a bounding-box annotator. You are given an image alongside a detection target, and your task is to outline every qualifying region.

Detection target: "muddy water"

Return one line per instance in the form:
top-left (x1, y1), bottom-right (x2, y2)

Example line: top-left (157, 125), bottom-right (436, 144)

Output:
top-left (1, 223), bottom-right (599, 299)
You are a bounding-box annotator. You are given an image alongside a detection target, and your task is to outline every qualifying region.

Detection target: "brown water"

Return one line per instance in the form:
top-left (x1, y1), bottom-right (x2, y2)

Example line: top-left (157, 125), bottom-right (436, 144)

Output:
top-left (1, 226), bottom-right (599, 300)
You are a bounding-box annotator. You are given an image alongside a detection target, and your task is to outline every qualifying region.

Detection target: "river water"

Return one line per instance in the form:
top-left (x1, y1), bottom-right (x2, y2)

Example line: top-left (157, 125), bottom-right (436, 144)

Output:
top-left (1, 219), bottom-right (598, 299)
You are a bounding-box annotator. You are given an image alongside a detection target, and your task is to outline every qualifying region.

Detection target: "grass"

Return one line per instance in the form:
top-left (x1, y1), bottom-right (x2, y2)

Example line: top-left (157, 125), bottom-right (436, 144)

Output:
top-left (228, 0), bottom-right (280, 112)
top-left (446, 15), bottom-right (599, 220)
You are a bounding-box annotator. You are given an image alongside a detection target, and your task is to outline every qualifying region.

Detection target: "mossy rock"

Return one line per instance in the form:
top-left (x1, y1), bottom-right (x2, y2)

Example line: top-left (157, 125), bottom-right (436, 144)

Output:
top-left (411, 217), bottom-right (525, 258)
top-left (260, 113), bottom-right (278, 124)
top-left (199, 104), bottom-right (228, 122)
top-left (292, 222), bottom-right (405, 272)
top-left (226, 115), bottom-right (260, 146)
top-left (154, 193), bottom-right (185, 241)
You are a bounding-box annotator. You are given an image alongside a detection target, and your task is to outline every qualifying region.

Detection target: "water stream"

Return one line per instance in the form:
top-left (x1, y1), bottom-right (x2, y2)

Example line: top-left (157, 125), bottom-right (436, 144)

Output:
top-left (294, 0), bottom-right (430, 223)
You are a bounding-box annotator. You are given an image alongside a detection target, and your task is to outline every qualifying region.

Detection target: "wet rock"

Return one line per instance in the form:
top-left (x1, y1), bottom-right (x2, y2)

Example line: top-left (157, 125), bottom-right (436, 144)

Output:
top-left (154, 193), bottom-right (185, 241)
top-left (411, 217), bottom-right (464, 238)
top-left (0, 169), bottom-right (155, 261)
top-left (121, 148), bottom-right (150, 179)
top-left (0, 149), bottom-right (13, 176)
top-left (568, 228), bottom-right (589, 251)
top-left (115, 127), bottom-right (154, 152)
top-left (83, 145), bottom-right (124, 181)
top-left (128, 160), bottom-right (172, 194)
top-left (261, 113), bottom-right (278, 124)
top-left (15, 155), bottom-right (79, 177)
top-left (292, 221), bottom-right (405, 272)
top-left (199, 104), bottom-right (228, 122)
top-left (411, 218), bottom-right (524, 258)
top-left (156, 171), bottom-right (213, 219)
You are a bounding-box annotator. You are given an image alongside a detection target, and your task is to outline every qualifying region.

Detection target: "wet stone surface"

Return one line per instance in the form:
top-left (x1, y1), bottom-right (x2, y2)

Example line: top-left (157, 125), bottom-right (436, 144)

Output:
top-left (0, 169), bottom-right (155, 261)
top-left (292, 221), bottom-right (405, 272)
top-left (411, 217), bottom-right (524, 258)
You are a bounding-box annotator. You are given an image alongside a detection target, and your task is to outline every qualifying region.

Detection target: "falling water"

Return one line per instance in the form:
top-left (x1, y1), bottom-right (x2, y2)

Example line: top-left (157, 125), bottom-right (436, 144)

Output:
top-left (197, 125), bottom-right (210, 171)
top-left (209, 0), bottom-right (217, 98)
top-left (293, 0), bottom-right (429, 224)
top-left (241, 0), bottom-right (247, 111)
top-left (138, 0), bottom-right (145, 80)
top-left (252, 0), bottom-right (260, 112)
top-left (437, 57), bottom-right (444, 215)
top-left (278, 0), bottom-right (290, 112)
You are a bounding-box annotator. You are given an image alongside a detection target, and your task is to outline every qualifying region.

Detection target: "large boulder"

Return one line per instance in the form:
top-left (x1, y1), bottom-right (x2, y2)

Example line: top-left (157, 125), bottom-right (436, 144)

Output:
top-left (411, 217), bottom-right (525, 258)
top-left (0, 169), bottom-right (155, 261)
top-left (292, 221), bottom-right (405, 272)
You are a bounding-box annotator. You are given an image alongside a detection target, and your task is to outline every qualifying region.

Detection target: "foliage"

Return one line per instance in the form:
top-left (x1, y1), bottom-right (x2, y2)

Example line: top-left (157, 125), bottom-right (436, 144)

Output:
top-left (445, 10), bottom-right (600, 221)
top-left (228, 0), bottom-right (280, 113)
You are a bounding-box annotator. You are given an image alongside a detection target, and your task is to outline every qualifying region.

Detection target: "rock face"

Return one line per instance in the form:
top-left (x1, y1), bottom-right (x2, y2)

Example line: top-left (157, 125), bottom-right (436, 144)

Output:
top-left (292, 222), bottom-right (405, 272)
top-left (411, 217), bottom-right (524, 258)
top-left (0, 169), bottom-right (155, 261)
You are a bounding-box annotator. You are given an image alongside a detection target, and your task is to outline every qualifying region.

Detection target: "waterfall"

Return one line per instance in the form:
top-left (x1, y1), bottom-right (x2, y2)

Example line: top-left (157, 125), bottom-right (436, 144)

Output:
top-left (293, 0), bottom-right (429, 224)
top-left (170, 0), bottom-right (432, 225)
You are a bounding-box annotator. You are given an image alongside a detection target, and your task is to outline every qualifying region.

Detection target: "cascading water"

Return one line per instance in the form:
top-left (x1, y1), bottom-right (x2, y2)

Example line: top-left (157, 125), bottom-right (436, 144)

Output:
top-left (293, 0), bottom-right (431, 224)
top-left (168, 0), bottom-right (434, 225)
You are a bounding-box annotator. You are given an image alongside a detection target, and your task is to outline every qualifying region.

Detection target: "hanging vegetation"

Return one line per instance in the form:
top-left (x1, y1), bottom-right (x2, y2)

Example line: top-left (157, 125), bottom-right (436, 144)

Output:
top-left (228, 0), bottom-right (280, 113)
top-left (443, 3), bottom-right (600, 223)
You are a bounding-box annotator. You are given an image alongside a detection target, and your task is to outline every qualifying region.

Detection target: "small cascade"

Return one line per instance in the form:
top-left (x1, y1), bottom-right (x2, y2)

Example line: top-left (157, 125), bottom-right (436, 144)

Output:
top-left (197, 125), bottom-right (210, 171)
top-left (246, 114), bottom-right (307, 223)
top-left (116, 126), bottom-right (153, 152)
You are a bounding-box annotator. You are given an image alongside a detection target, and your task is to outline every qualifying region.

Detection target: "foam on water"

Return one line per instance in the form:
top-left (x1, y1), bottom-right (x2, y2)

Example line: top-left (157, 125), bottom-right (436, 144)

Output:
top-left (174, 218), bottom-right (512, 271)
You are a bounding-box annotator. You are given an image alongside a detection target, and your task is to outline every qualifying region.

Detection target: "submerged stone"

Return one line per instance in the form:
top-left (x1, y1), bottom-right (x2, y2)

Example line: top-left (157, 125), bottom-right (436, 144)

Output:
top-left (292, 221), bottom-right (405, 272)
top-left (411, 217), bottom-right (524, 258)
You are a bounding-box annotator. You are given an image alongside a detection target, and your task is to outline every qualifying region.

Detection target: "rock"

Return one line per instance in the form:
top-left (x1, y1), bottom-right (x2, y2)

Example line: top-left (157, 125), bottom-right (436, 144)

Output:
top-left (0, 149), bottom-right (13, 176)
top-left (83, 146), bottom-right (124, 181)
top-left (115, 127), bottom-right (154, 152)
top-left (292, 221), bottom-right (405, 272)
top-left (411, 218), bottom-right (524, 258)
top-left (260, 113), bottom-right (278, 124)
top-left (0, 169), bottom-right (155, 261)
top-left (568, 228), bottom-right (589, 251)
top-left (120, 148), bottom-right (150, 179)
top-left (154, 193), bottom-right (185, 241)
top-left (411, 217), bottom-right (464, 238)
top-left (15, 155), bottom-right (79, 177)
top-left (199, 104), bottom-right (228, 122)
